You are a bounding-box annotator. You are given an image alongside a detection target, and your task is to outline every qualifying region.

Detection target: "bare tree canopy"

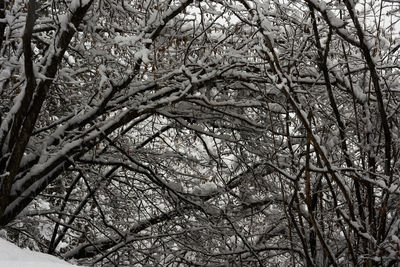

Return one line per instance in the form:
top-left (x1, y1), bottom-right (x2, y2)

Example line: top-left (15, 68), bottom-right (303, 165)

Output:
top-left (0, 0), bottom-right (400, 265)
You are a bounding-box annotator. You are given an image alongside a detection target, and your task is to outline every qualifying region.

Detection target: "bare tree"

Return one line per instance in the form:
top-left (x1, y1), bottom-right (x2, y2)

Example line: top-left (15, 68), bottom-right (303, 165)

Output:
top-left (0, 0), bottom-right (399, 266)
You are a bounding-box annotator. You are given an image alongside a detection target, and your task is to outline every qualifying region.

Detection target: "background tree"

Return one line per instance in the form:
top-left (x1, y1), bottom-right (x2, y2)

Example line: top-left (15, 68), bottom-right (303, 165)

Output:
top-left (0, 0), bottom-right (399, 266)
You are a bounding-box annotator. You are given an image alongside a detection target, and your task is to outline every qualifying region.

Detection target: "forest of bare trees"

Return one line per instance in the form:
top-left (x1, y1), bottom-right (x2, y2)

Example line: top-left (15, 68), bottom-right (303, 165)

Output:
top-left (0, 0), bottom-right (400, 265)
